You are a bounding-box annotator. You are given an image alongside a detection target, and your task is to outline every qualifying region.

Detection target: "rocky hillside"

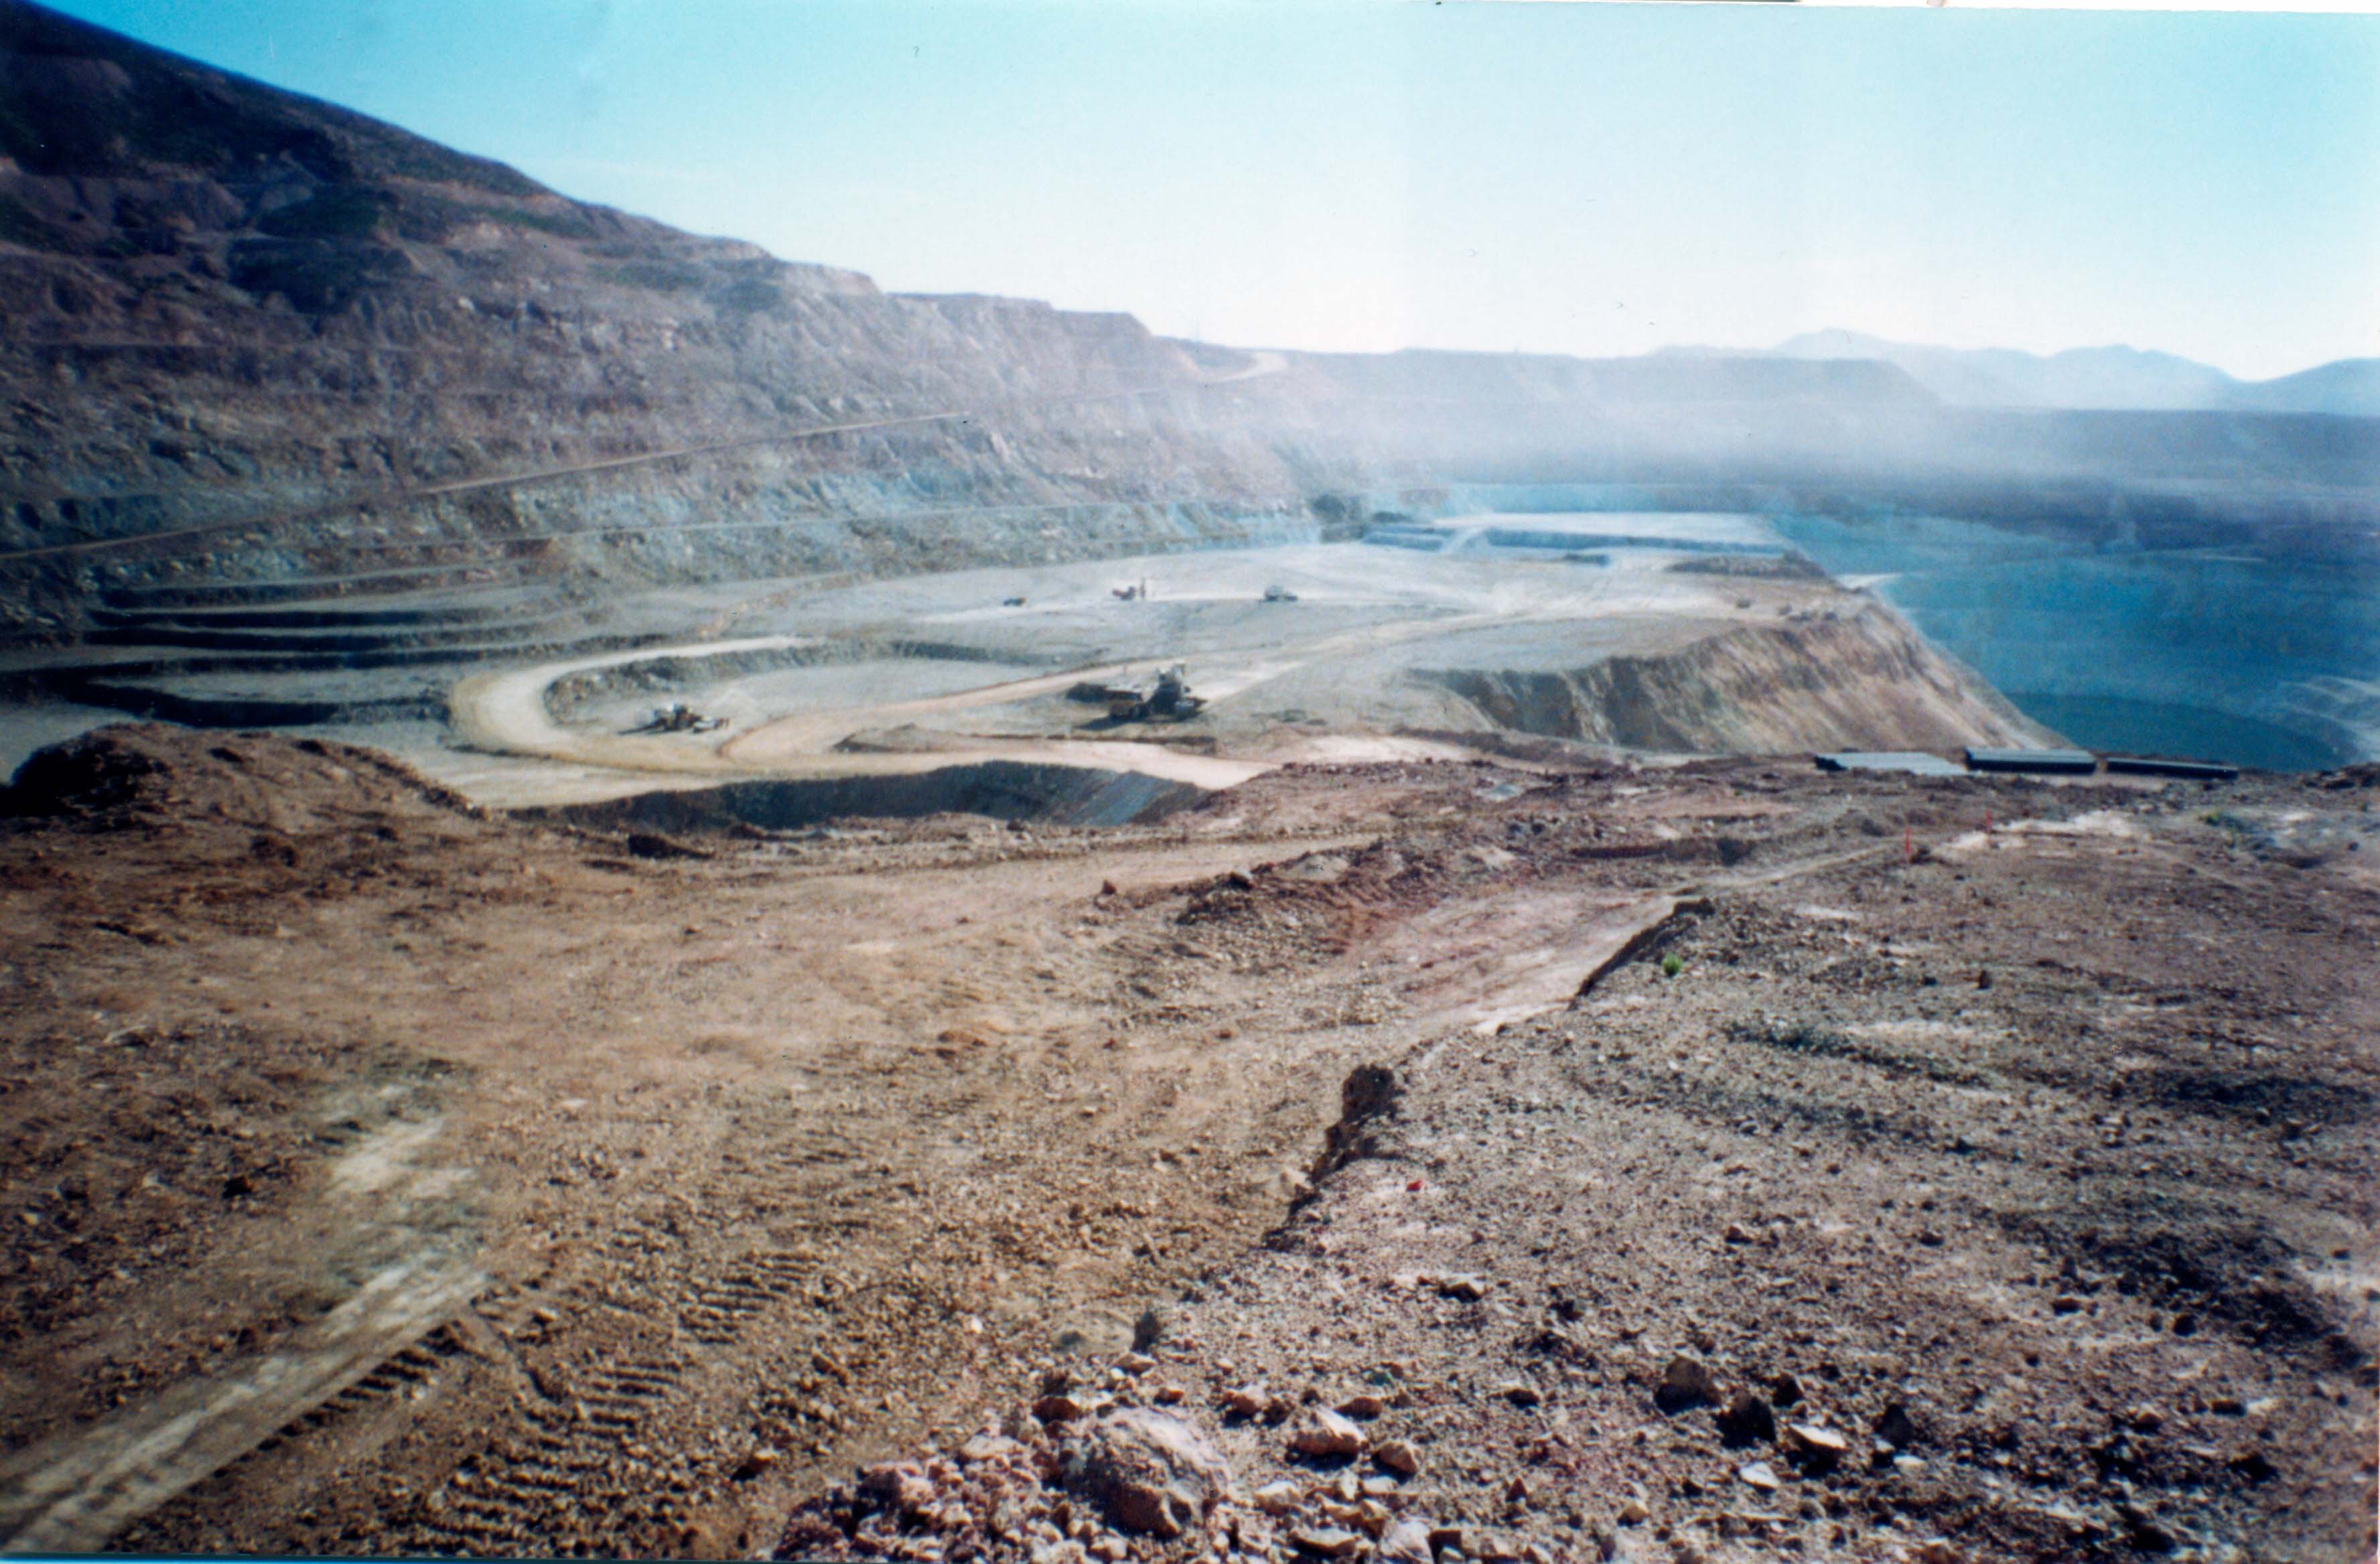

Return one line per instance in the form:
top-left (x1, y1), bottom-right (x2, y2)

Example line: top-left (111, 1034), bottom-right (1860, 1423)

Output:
top-left (0, 1), bottom-right (2150, 636)
top-left (2, 0), bottom-right (2373, 648)
top-left (1422, 603), bottom-right (2055, 755)
top-left (0, 0), bottom-right (1322, 633)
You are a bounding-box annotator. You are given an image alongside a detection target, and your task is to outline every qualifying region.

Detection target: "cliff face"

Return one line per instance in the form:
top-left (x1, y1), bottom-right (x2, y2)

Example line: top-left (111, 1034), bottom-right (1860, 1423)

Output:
top-left (1425, 602), bottom-right (2058, 754)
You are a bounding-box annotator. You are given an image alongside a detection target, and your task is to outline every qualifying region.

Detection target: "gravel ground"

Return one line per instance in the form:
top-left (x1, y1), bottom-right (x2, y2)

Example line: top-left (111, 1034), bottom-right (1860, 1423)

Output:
top-left (0, 730), bottom-right (2370, 1561)
top-left (774, 763), bottom-right (2379, 1564)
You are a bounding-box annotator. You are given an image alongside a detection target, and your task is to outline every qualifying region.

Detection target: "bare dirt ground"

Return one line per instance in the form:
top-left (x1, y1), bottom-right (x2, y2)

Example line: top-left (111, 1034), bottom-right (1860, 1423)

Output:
top-left (0, 728), bottom-right (2373, 1563)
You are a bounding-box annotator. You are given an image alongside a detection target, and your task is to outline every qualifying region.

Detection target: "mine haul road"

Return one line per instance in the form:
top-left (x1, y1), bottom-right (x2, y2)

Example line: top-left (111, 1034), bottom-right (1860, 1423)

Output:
top-left (442, 591), bottom-right (1586, 803)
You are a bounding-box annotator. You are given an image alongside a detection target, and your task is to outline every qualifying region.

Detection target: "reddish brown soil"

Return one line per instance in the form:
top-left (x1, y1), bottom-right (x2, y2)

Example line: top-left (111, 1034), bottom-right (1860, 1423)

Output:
top-left (0, 727), bottom-right (2373, 1563)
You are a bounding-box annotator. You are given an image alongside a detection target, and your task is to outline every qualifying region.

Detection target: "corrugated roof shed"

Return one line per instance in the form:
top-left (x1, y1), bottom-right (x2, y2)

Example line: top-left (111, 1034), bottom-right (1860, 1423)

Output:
top-left (1964, 748), bottom-right (2099, 774)
top-left (1815, 752), bottom-right (1967, 778)
top-left (2105, 756), bottom-right (2240, 781)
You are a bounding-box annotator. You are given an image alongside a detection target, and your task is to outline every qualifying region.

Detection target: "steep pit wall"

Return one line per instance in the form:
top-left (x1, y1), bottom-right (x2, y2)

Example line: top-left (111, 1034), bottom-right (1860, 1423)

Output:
top-left (1425, 602), bottom-right (2059, 755)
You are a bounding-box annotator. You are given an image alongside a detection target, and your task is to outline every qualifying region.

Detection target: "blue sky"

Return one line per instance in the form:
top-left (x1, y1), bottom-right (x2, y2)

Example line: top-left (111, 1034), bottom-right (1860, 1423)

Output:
top-left (48, 1), bottom-right (2380, 379)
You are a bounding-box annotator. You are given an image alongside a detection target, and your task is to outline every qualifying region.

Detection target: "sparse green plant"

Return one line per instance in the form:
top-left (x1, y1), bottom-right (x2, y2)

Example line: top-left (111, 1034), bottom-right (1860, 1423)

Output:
top-left (1661, 953), bottom-right (1684, 977)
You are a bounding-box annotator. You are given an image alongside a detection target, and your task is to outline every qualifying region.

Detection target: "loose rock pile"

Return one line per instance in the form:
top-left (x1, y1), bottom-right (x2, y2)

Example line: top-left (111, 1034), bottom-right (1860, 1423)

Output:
top-left (777, 1344), bottom-right (1557, 1564)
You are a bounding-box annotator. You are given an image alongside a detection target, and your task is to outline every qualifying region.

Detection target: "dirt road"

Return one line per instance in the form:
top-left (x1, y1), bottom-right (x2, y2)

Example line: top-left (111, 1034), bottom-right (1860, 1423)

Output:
top-left (441, 557), bottom-right (1653, 805)
top-left (2, 727), bottom-right (2369, 1561)
top-left (448, 640), bottom-right (1267, 795)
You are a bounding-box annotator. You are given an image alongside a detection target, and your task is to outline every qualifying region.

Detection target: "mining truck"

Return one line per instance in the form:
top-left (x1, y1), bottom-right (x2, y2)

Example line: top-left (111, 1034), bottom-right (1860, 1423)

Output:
top-left (1099, 664), bottom-right (1206, 723)
top-left (630, 702), bottom-right (726, 735)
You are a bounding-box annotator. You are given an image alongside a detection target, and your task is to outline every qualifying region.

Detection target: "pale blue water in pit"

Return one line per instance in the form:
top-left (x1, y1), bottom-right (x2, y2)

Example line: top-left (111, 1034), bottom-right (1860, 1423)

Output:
top-left (1769, 512), bottom-right (2378, 772)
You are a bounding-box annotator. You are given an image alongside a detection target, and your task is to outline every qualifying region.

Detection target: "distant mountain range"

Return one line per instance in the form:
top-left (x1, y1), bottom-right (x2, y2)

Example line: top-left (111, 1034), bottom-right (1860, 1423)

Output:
top-left (1663, 329), bottom-right (2380, 418)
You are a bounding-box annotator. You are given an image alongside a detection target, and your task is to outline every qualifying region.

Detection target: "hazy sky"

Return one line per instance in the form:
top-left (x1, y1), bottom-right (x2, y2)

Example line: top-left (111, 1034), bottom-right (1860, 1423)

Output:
top-left (48, 1), bottom-right (2380, 378)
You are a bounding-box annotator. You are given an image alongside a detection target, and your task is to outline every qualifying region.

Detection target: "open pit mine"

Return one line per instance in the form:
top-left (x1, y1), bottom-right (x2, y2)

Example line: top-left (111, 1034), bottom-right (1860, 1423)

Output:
top-left (0, 4), bottom-right (2374, 1563)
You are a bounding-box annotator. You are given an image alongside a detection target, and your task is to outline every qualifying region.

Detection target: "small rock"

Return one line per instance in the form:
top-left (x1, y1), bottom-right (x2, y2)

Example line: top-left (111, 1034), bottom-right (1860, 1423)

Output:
top-left (1428, 1524), bottom-right (1467, 1555)
top-left (1784, 1423), bottom-right (1848, 1468)
top-left (1036, 1394), bottom-right (1093, 1423)
top-left (1617, 1498), bottom-right (1649, 1525)
top-left (2229, 1448), bottom-right (2276, 1483)
top-left (1289, 1526), bottom-right (1364, 1559)
top-left (1220, 1384), bottom-right (1272, 1419)
top-left (1723, 1222), bottom-right (1754, 1245)
top-left (1768, 1372), bottom-right (1803, 1408)
top-left (1736, 1462), bottom-right (1780, 1492)
top-left (1504, 1474), bottom-right (1531, 1506)
top-left (1373, 1439), bottom-right (1421, 1477)
top-left (1089, 1536), bottom-right (1128, 1561)
top-left (1153, 1384), bottom-right (1186, 1405)
top-left (1118, 1352), bottom-right (1158, 1375)
top-left (1131, 1305), bottom-right (1168, 1352)
top-left (1336, 1393), bottom-right (1388, 1419)
top-left (1252, 1481), bottom-right (1302, 1516)
top-left (1360, 1476), bottom-right (1399, 1498)
top-left (858, 1462), bottom-right (937, 1512)
top-left (1657, 1353), bottom-right (1719, 1411)
top-left (1436, 1273), bottom-right (1490, 1302)
top-left (960, 1433), bottom-right (1022, 1463)
top-left (1718, 1389), bottom-right (1775, 1445)
top-left (1380, 1518), bottom-right (1433, 1564)
top-left (1913, 1541), bottom-right (1961, 1564)
top-left (1873, 1403), bottom-right (1918, 1449)
top-left (1498, 1380), bottom-right (1542, 1409)
top-left (2118, 1502), bottom-right (2177, 1554)
top-left (1289, 1407), bottom-right (1366, 1460)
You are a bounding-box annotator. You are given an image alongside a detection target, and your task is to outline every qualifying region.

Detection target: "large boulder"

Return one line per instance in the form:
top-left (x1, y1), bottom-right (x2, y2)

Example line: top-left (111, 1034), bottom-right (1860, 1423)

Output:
top-left (1059, 1407), bottom-right (1233, 1538)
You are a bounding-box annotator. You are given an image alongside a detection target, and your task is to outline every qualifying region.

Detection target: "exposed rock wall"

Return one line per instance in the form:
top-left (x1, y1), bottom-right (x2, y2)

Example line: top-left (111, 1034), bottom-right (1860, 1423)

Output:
top-left (1425, 603), bottom-right (2058, 754)
top-left (3, 0), bottom-right (2371, 665)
